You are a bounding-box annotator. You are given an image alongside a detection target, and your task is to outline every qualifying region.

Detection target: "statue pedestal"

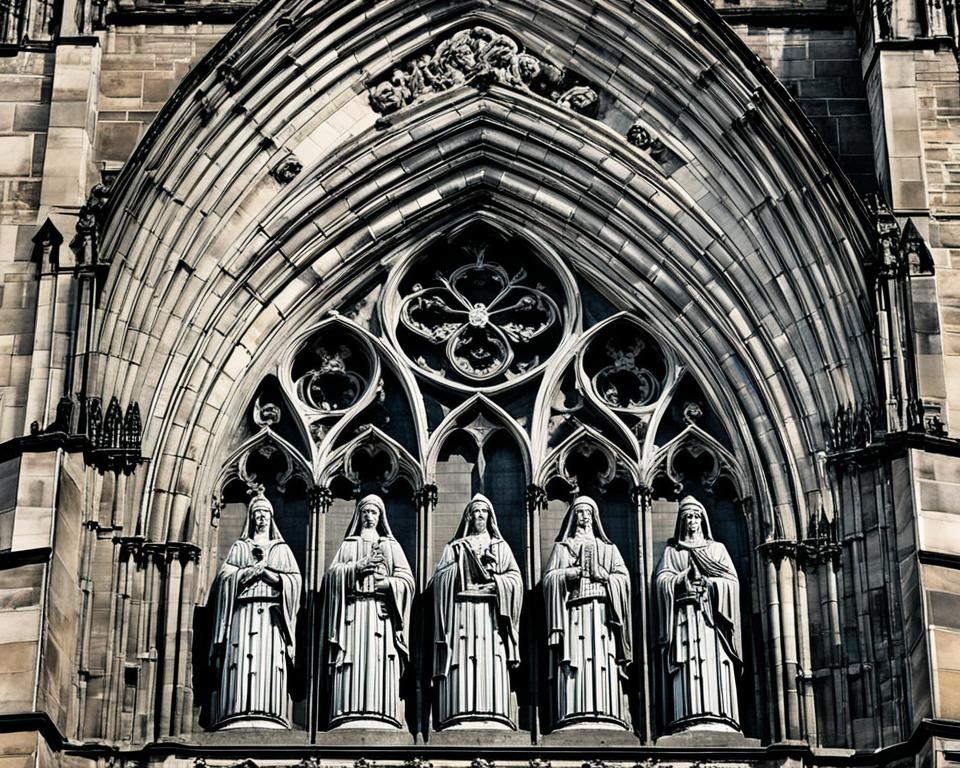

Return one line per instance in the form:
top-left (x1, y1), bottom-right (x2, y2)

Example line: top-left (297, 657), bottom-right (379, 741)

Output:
top-left (427, 727), bottom-right (531, 746)
top-left (542, 727), bottom-right (640, 746)
top-left (191, 728), bottom-right (310, 746)
top-left (655, 730), bottom-right (762, 748)
top-left (316, 727), bottom-right (416, 746)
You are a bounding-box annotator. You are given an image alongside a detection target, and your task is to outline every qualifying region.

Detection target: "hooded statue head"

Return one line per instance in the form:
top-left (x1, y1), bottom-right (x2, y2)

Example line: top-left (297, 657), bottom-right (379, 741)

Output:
top-left (555, 495), bottom-right (612, 543)
top-left (452, 493), bottom-right (504, 541)
top-left (343, 493), bottom-right (396, 539)
top-left (243, 489), bottom-right (286, 541)
top-left (672, 495), bottom-right (714, 543)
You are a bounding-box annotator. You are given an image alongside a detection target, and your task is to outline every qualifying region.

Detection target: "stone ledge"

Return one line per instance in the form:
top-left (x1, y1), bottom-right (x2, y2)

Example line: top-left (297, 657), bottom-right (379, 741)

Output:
top-left (425, 727), bottom-right (532, 746)
top-left (655, 731), bottom-right (762, 748)
top-left (541, 727), bottom-right (640, 747)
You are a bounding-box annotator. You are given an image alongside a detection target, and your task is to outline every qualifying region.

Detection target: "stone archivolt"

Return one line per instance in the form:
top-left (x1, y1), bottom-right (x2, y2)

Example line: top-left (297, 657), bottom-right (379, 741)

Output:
top-left (77, 0), bottom-right (895, 755)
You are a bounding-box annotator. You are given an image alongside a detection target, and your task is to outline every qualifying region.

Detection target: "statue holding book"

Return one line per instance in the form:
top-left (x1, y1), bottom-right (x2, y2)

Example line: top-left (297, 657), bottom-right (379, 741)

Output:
top-left (543, 496), bottom-right (632, 729)
top-left (432, 493), bottom-right (523, 729)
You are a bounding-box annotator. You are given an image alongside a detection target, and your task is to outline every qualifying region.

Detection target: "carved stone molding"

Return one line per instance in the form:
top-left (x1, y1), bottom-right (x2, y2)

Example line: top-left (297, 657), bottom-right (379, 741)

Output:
top-left (757, 538), bottom-right (799, 563)
top-left (797, 507), bottom-right (841, 569)
top-left (117, 537), bottom-right (200, 567)
top-left (526, 482), bottom-right (547, 509)
top-left (368, 26), bottom-right (600, 119)
top-left (627, 120), bottom-right (652, 149)
top-left (217, 53), bottom-right (242, 92)
top-left (824, 402), bottom-right (878, 452)
top-left (70, 179), bottom-right (113, 266)
top-left (414, 483), bottom-right (438, 507)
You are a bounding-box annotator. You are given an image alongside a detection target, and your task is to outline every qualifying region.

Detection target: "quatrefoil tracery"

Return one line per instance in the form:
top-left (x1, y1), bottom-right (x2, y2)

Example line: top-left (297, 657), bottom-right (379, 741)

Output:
top-left (399, 247), bottom-right (560, 382)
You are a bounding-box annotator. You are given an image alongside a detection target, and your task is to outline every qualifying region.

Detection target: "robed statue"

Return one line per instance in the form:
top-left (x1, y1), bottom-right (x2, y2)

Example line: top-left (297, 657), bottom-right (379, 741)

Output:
top-left (321, 494), bottom-right (415, 728)
top-left (208, 491), bottom-right (302, 729)
top-left (655, 496), bottom-right (742, 732)
top-left (543, 496), bottom-right (632, 729)
top-left (432, 493), bottom-right (523, 729)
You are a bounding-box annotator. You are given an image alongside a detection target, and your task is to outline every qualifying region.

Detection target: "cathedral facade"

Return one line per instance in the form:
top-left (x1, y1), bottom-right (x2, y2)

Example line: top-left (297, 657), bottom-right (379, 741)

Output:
top-left (0, 0), bottom-right (959, 767)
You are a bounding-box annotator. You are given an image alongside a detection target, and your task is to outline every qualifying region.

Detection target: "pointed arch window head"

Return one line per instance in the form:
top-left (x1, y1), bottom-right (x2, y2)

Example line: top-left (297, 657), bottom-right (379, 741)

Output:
top-left (384, 222), bottom-right (579, 392)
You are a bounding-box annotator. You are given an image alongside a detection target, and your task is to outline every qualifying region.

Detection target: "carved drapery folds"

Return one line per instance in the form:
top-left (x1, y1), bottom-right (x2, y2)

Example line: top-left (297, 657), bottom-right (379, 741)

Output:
top-left (209, 492), bottom-right (302, 729)
top-left (368, 27), bottom-right (600, 119)
top-left (432, 494), bottom-right (523, 729)
top-left (655, 496), bottom-right (742, 733)
top-left (322, 494), bottom-right (415, 728)
top-left (543, 496), bottom-right (633, 730)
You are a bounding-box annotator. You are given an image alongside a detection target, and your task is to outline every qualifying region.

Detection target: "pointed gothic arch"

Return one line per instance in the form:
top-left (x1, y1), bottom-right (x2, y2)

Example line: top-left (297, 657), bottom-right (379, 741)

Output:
top-left (77, 0), bottom-right (885, 748)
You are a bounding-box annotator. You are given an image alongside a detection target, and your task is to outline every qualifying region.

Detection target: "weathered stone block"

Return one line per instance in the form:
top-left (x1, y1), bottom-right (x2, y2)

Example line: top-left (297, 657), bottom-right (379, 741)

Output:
top-left (0, 137), bottom-right (33, 177)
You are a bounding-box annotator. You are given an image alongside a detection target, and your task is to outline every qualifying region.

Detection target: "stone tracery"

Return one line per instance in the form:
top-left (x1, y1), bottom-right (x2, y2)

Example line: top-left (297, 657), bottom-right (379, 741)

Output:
top-left (389, 229), bottom-right (572, 388)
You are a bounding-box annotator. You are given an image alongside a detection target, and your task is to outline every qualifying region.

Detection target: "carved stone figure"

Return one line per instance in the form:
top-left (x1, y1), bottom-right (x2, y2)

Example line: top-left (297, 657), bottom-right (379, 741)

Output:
top-left (322, 494), bottom-right (415, 728)
top-left (209, 491), bottom-right (302, 729)
top-left (367, 26), bottom-right (599, 118)
top-left (432, 493), bottom-right (523, 729)
top-left (543, 496), bottom-right (632, 729)
top-left (655, 496), bottom-right (742, 732)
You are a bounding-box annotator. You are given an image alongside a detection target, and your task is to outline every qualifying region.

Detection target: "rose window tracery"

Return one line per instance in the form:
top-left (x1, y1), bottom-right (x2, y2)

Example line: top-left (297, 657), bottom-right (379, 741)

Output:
top-left (386, 225), bottom-right (576, 388)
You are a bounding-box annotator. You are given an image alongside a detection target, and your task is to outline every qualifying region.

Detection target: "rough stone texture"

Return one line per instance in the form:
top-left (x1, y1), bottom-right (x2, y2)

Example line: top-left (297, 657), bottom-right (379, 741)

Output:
top-left (0, 52), bottom-right (53, 444)
top-left (917, 51), bottom-right (960, 433)
top-left (0, 53), bottom-right (51, 224)
top-left (731, 23), bottom-right (878, 195)
top-left (94, 25), bottom-right (233, 169)
top-left (0, 561), bottom-right (43, 713)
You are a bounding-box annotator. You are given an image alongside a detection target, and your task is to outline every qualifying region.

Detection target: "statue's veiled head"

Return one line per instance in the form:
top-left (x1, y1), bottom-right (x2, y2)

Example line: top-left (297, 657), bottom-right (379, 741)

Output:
top-left (345, 493), bottom-right (395, 539)
top-left (555, 495), bottom-right (611, 543)
top-left (244, 489), bottom-right (285, 541)
top-left (674, 495), bottom-right (714, 542)
top-left (453, 493), bottom-right (504, 541)
top-left (469, 495), bottom-right (497, 534)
